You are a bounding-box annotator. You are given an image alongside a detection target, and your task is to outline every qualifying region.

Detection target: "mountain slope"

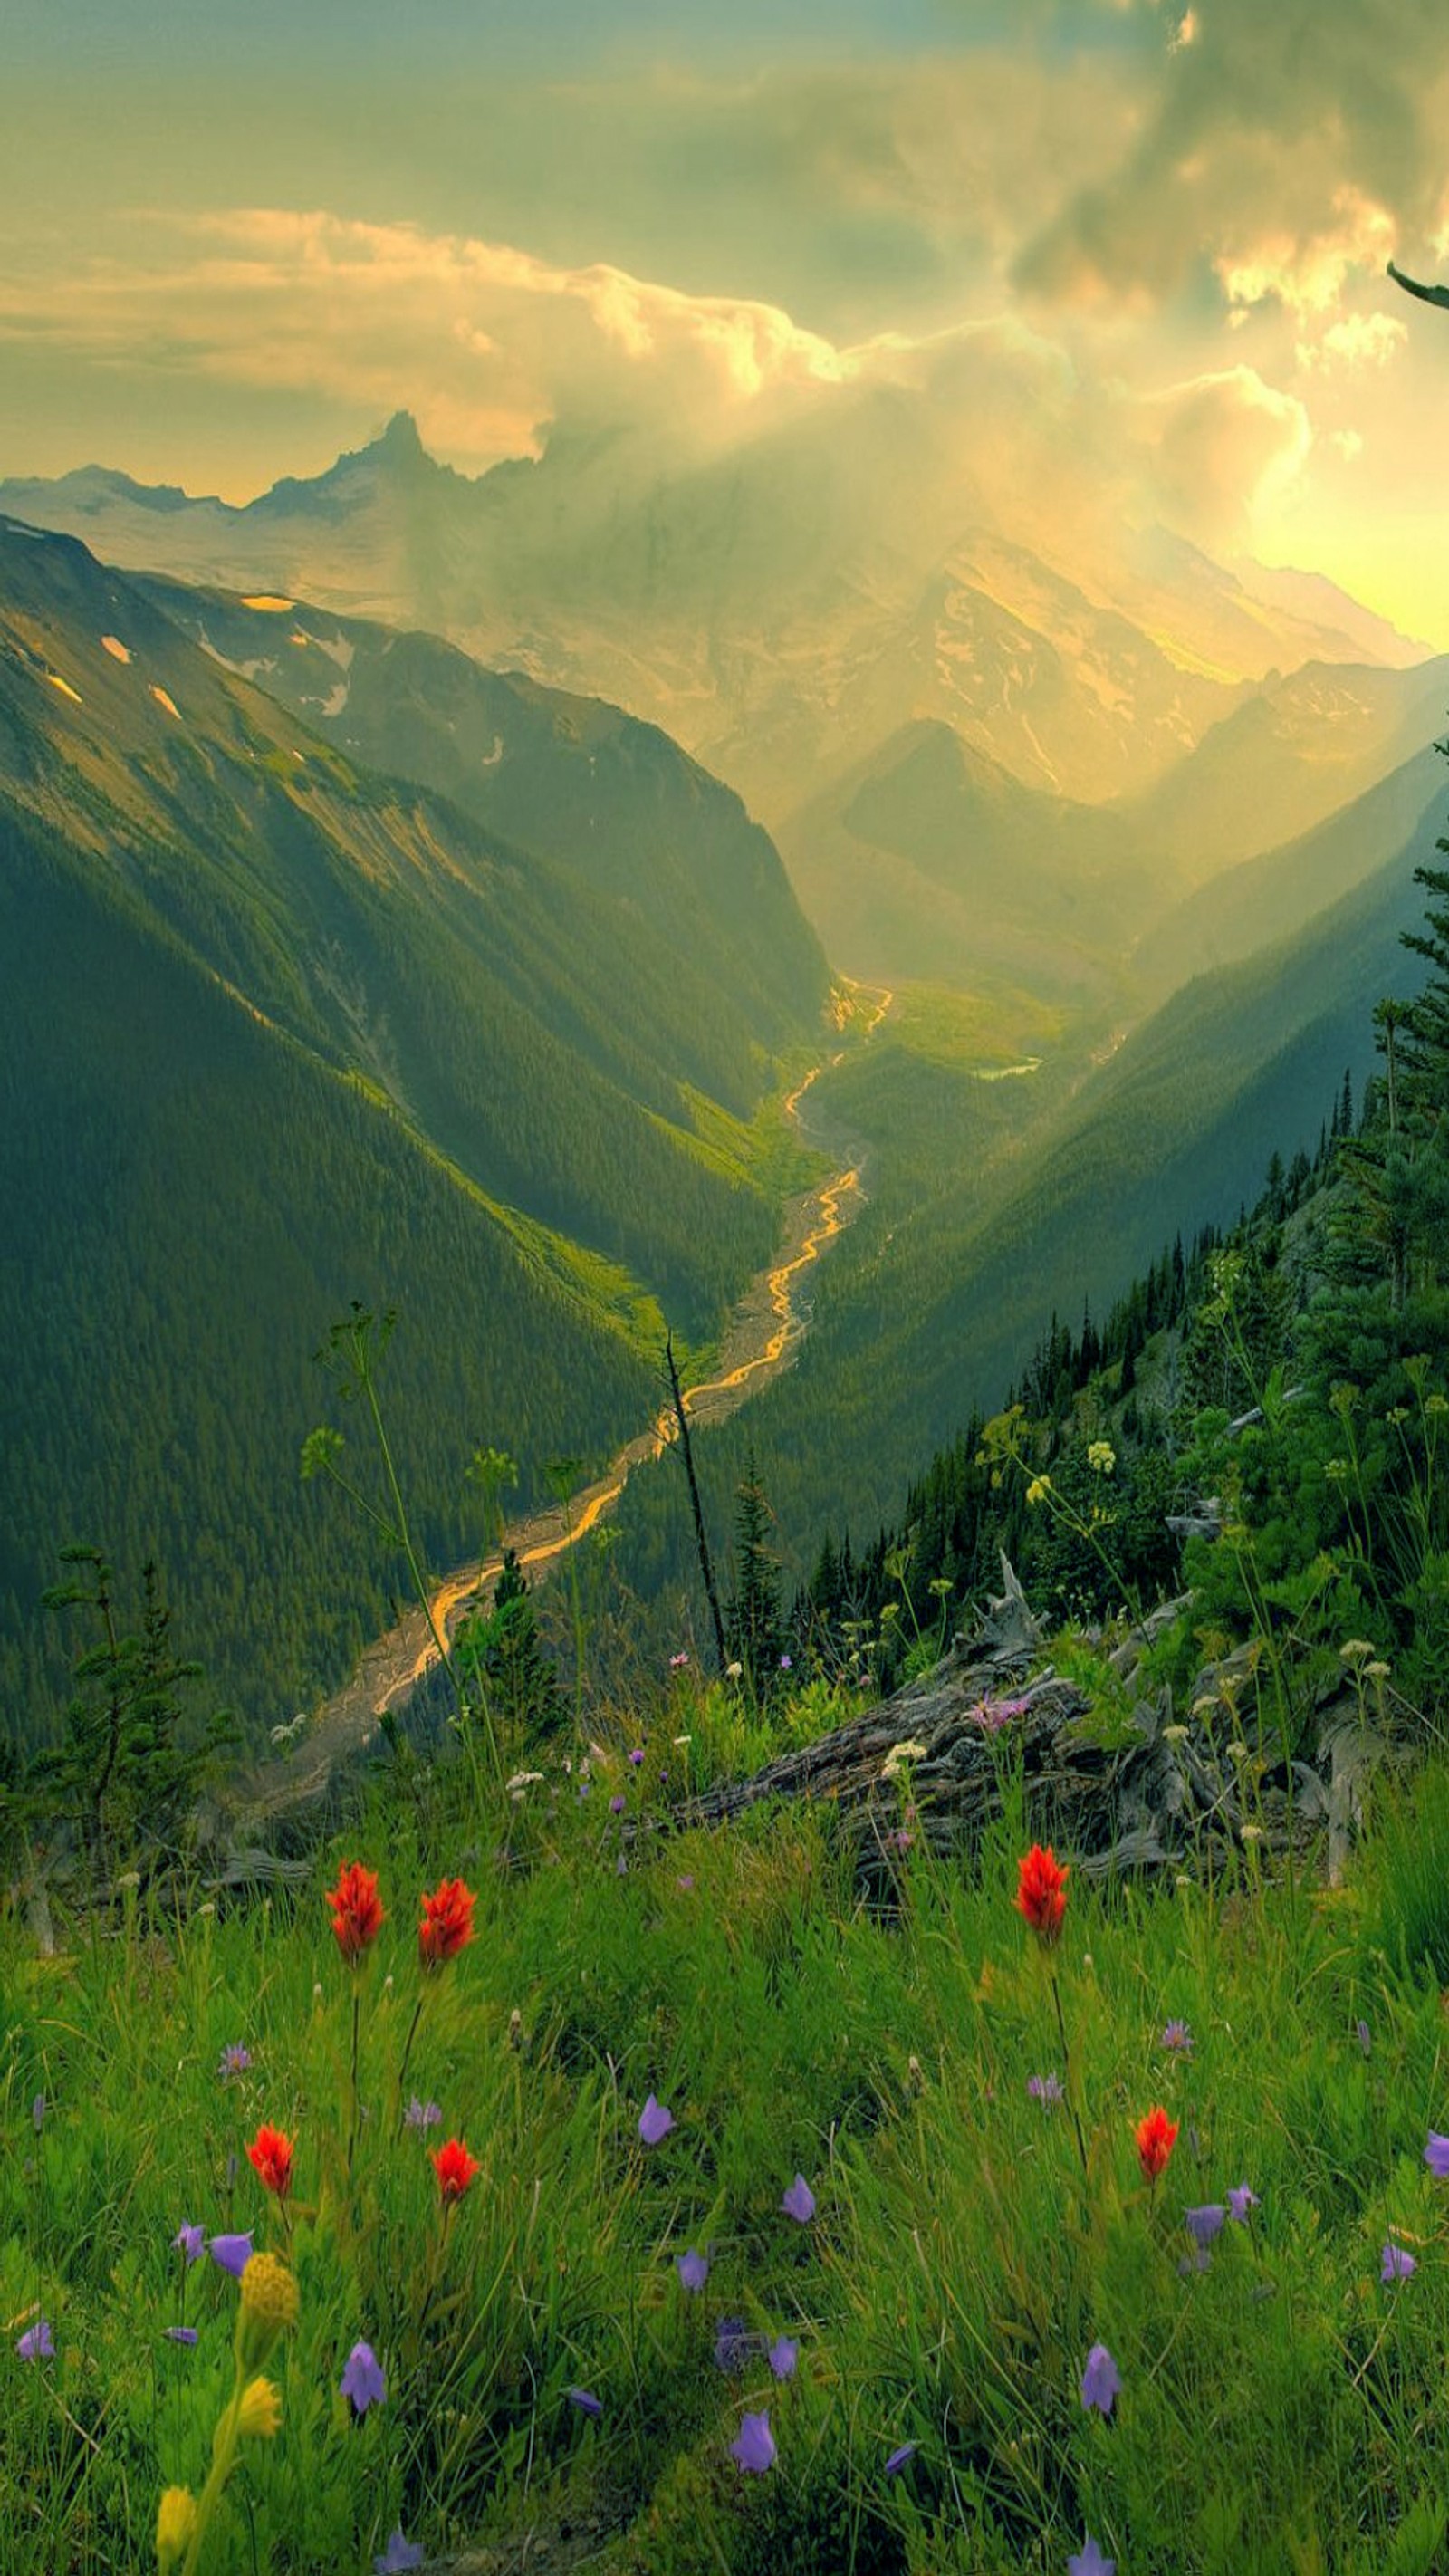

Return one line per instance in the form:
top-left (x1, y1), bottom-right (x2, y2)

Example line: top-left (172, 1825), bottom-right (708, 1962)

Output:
top-left (132, 573), bottom-right (824, 1072)
top-left (0, 521), bottom-right (829, 1740)
top-left (776, 717), bottom-right (1142, 994)
top-left (606, 797), bottom-right (1443, 1613)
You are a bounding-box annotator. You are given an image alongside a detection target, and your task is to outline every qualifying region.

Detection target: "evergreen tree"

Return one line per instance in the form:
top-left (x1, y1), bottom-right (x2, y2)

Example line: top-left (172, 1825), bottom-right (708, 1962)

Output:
top-left (725, 1448), bottom-right (786, 1699)
top-left (457, 1548), bottom-right (564, 1741)
top-left (33, 1548), bottom-right (216, 1873)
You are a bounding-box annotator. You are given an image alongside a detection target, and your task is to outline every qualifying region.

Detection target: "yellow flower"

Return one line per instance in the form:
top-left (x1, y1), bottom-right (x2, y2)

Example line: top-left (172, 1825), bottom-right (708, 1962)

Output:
top-left (1087, 1440), bottom-right (1116, 1476)
top-left (235, 2252), bottom-right (299, 2374)
top-left (237, 2376), bottom-right (283, 2440)
top-left (156, 2486), bottom-right (197, 2571)
top-left (1026, 1475), bottom-right (1051, 1507)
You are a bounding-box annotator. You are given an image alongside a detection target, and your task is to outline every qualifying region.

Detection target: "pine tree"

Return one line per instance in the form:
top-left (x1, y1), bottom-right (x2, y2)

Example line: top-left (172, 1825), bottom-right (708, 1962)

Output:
top-left (725, 1448), bottom-right (786, 1699)
top-left (459, 1548), bottom-right (564, 1740)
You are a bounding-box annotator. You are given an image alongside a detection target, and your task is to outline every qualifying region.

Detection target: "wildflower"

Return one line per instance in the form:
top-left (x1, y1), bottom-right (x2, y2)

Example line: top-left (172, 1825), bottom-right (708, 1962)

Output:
top-left (1339, 1639), bottom-right (1377, 1667)
top-left (715, 2317), bottom-right (751, 2372)
top-left (768, 2335), bottom-right (799, 2379)
top-left (418, 1877), bottom-right (475, 1967)
top-left (1382, 2242), bottom-right (1416, 2283)
top-left (217, 2043), bottom-right (252, 2081)
top-left (881, 1738), bottom-right (929, 1780)
top-left (676, 2249), bottom-right (709, 2292)
top-left (782, 2174), bottom-right (816, 2223)
top-left (1136, 2106), bottom-right (1178, 2183)
top-left (237, 2376), bottom-right (283, 2440)
top-left (1425, 2133), bottom-right (1449, 2177)
top-left (404, 2097), bottom-right (442, 2131)
top-left (374, 2534), bottom-right (425, 2575)
top-left (173, 2223), bottom-right (206, 2264)
top-left (725, 1660), bottom-right (744, 1680)
top-left (677, 1875), bottom-right (695, 1892)
top-left (207, 2233), bottom-right (254, 2279)
top-left (629, 1747), bottom-right (645, 1766)
top-left (1185, 2204), bottom-right (1226, 2250)
top-left (431, 2138), bottom-right (480, 2204)
top-left (156, 2486), bottom-right (198, 2571)
top-left (1026, 1475), bottom-right (1051, 1506)
top-left (1356, 2019), bottom-right (1372, 2057)
top-left (1162, 1724), bottom-right (1189, 1744)
top-left (609, 1793), bottom-right (626, 1814)
top-left (326, 1860), bottom-right (385, 1962)
top-left (165, 2326), bottom-right (199, 2347)
top-left (31, 2093), bottom-right (45, 2133)
top-left (884, 2442), bottom-right (917, 2476)
top-left (1068, 2541), bottom-right (1115, 2576)
top-left (341, 2341), bottom-right (386, 2416)
top-left (1080, 2343), bottom-right (1121, 2417)
top-left (15, 2318), bottom-right (53, 2361)
top-left (1087, 1441), bottom-right (1116, 1475)
top-left (780, 1653), bottom-right (792, 1670)
top-left (567, 2387), bottom-right (602, 2417)
top-left (1160, 2020), bottom-right (1194, 2055)
top-left (731, 2410), bottom-right (776, 2474)
top-left (504, 1769), bottom-right (545, 1796)
top-left (236, 2253), bottom-right (300, 2373)
top-left (668, 1652), bottom-right (690, 1669)
top-left (1015, 1844), bottom-right (1069, 1945)
top-left (245, 2123), bottom-right (294, 2197)
top-left (1240, 1823), bottom-right (1264, 1845)
top-left (1228, 2184), bottom-right (1261, 2223)
top-left (638, 2094), bottom-right (675, 2146)
top-left (1027, 2073), bottom-right (1064, 2109)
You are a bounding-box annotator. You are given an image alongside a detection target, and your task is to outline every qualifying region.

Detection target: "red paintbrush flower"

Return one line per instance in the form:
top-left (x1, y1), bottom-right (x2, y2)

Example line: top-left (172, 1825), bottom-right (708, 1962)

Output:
top-left (1015, 1844), bottom-right (1069, 1946)
top-left (327, 1860), bottom-right (385, 1963)
top-left (246, 2123), bottom-right (295, 2197)
top-left (1136, 2105), bottom-right (1178, 2184)
top-left (431, 2137), bottom-right (479, 2204)
top-left (418, 1877), bottom-right (475, 1968)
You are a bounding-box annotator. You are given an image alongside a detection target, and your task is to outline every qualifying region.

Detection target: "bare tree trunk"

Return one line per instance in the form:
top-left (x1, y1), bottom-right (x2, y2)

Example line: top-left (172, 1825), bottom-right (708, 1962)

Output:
top-left (664, 1331), bottom-right (729, 1675)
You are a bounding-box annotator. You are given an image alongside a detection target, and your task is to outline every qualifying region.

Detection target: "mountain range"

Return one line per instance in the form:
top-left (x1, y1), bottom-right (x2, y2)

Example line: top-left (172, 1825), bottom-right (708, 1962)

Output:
top-left (0, 516), bottom-right (827, 1735)
top-left (5, 409), bottom-right (1449, 1747)
top-left (2, 408), bottom-right (1431, 832)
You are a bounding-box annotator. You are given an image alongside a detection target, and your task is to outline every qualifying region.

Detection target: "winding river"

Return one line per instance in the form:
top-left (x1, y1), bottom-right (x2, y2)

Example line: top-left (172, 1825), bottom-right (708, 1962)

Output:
top-left (245, 987), bottom-right (891, 1809)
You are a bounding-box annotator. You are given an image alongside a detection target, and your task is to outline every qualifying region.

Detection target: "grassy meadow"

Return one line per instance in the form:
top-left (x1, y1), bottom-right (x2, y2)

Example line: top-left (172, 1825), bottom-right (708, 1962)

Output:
top-left (9, 1679), bottom-right (1449, 2576)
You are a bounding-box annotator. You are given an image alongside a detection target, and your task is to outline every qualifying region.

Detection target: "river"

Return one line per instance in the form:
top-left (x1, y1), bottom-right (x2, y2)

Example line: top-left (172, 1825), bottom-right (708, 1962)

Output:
top-left (241, 987), bottom-right (892, 1810)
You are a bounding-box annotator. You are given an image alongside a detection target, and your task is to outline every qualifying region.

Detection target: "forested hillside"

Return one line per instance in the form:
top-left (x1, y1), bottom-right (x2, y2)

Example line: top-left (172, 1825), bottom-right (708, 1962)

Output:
top-left (603, 803), bottom-right (1444, 1653)
top-left (0, 524), bottom-right (828, 1745)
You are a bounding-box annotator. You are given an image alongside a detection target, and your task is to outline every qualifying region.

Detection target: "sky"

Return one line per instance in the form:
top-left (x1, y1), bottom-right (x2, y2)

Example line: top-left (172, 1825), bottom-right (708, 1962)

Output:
top-left (6, 0), bottom-right (1449, 641)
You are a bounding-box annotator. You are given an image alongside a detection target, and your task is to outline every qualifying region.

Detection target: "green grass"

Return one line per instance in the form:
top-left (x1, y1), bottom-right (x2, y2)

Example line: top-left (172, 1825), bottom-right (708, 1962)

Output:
top-left (5, 1710), bottom-right (1449, 2574)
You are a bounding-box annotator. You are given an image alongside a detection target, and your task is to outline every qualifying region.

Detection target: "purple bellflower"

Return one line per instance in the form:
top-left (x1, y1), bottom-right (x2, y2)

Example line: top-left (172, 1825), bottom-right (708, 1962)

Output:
top-left (638, 2094), bottom-right (674, 2146)
top-left (341, 2341), bottom-right (387, 2416)
top-left (731, 2410), bottom-right (776, 2474)
top-left (782, 2174), bottom-right (816, 2223)
top-left (1080, 2343), bottom-right (1121, 2417)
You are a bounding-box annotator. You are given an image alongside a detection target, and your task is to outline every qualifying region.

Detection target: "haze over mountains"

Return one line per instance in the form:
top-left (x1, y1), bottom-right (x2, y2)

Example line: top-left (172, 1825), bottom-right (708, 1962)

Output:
top-left (2, 406), bottom-right (1430, 840)
top-left (4, 380), bottom-right (1449, 1739)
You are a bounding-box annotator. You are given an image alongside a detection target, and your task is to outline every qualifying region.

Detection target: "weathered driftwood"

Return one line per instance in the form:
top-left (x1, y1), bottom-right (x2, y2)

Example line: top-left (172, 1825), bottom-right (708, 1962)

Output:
top-left (668, 1559), bottom-right (1398, 1888)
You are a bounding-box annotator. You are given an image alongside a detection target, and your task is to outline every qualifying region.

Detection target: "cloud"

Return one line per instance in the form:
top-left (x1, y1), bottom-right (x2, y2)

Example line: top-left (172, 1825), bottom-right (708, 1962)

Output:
top-left (0, 195), bottom-right (1321, 566)
top-left (1296, 311), bottom-right (1406, 373)
top-left (0, 208), bottom-right (874, 470)
top-left (1126, 364), bottom-right (1312, 543)
top-left (1015, 0), bottom-right (1449, 323)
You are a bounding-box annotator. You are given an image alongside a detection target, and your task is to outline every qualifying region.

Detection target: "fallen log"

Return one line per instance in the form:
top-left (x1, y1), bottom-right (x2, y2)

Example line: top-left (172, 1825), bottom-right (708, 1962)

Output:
top-left (667, 1561), bottom-right (1394, 1889)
